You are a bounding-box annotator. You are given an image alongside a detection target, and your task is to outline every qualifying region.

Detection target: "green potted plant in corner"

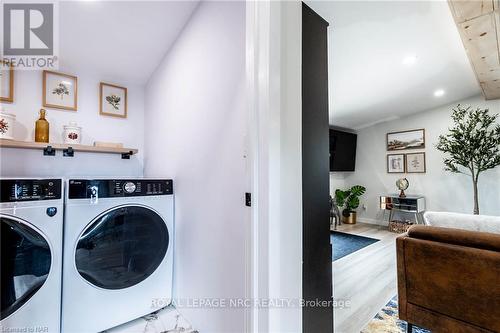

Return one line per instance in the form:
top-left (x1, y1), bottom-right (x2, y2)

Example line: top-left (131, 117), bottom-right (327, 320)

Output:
top-left (335, 185), bottom-right (366, 224)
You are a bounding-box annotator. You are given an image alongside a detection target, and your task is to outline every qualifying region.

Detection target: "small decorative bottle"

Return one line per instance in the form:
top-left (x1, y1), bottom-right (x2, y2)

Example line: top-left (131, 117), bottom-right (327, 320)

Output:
top-left (35, 109), bottom-right (49, 143)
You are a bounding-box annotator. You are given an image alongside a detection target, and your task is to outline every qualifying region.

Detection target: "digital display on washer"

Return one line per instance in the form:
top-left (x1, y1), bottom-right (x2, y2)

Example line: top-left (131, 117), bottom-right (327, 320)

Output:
top-left (68, 179), bottom-right (173, 199)
top-left (0, 179), bottom-right (62, 202)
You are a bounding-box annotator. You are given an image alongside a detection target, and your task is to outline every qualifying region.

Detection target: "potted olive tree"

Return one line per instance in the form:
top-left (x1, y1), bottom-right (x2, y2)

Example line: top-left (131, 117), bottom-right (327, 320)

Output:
top-left (335, 185), bottom-right (366, 224)
top-left (436, 105), bottom-right (500, 215)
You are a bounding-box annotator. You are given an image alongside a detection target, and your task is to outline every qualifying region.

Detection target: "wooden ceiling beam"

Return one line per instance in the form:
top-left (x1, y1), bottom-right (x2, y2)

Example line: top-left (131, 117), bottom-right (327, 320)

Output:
top-left (449, 0), bottom-right (500, 99)
top-left (448, 0), bottom-right (495, 23)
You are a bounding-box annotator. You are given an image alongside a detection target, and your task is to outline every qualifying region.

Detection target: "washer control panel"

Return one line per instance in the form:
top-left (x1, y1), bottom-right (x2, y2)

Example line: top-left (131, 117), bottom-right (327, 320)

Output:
top-left (0, 179), bottom-right (62, 202)
top-left (68, 179), bottom-right (173, 199)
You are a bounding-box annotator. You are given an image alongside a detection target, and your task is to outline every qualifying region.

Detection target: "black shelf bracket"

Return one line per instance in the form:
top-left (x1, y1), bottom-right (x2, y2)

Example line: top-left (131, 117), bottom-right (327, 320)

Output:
top-left (43, 146), bottom-right (56, 156)
top-left (63, 147), bottom-right (74, 157)
top-left (121, 150), bottom-right (134, 159)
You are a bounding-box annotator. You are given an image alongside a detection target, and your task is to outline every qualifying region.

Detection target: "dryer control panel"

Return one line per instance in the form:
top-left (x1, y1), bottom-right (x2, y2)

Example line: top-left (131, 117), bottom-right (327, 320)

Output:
top-left (68, 179), bottom-right (173, 199)
top-left (0, 179), bottom-right (62, 202)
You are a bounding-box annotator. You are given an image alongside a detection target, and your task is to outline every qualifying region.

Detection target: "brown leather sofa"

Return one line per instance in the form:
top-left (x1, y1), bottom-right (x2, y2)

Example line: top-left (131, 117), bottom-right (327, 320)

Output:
top-left (397, 225), bottom-right (500, 333)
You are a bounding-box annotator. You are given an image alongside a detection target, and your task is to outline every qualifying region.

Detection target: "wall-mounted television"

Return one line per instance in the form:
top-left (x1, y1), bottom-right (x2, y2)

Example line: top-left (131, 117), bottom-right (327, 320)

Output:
top-left (329, 129), bottom-right (357, 172)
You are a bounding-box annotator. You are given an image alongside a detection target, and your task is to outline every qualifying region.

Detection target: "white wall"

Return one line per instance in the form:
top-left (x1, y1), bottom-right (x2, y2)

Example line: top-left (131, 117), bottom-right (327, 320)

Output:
top-left (245, 2), bottom-right (304, 332)
top-left (0, 68), bottom-right (144, 177)
top-left (341, 95), bottom-right (500, 225)
top-left (329, 172), bottom-right (347, 196)
top-left (267, 1), bottom-right (303, 332)
top-left (143, 2), bottom-right (247, 332)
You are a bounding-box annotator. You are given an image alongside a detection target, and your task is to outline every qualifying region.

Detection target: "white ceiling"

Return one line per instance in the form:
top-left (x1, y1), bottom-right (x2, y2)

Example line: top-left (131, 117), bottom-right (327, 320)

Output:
top-left (59, 1), bottom-right (199, 85)
top-left (305, 0), bottom-right (481, 129)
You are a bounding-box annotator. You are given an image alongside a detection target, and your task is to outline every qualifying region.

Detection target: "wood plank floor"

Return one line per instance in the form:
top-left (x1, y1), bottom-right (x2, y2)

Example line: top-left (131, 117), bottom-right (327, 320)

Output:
top-left (332, 222), bottom-right (399, 333)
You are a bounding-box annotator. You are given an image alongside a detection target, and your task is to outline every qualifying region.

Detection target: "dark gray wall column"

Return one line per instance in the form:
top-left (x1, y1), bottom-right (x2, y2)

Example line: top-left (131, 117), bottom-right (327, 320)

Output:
top-left (302, 3), bottom-right (333, 332)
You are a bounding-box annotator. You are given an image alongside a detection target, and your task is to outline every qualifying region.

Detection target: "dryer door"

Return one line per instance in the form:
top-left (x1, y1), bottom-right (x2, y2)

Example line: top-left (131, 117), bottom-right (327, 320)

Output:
top-left (75, 205), bottom-right (169, 290)
top-left (1, 216), bottom-right (51, 320)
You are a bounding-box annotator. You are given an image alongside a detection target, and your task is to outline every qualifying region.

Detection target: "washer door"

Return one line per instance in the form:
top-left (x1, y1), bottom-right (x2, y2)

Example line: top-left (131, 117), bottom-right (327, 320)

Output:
top-left (1, 216), bottom-right (51, 320)
top-left (75, 205), bottom-right (169, 290)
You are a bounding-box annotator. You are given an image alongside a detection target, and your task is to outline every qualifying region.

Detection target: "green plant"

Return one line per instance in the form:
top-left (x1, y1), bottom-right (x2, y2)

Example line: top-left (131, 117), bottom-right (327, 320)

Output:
top-left (335, 185), bottom-right (366, 217)
top-left (436, 104), bottom-right (500, 215)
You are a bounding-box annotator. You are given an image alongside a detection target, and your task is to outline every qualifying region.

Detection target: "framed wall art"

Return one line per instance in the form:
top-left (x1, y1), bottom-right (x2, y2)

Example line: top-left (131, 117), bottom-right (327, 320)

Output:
top-left (100, 82), bottom-right (127, 118)
top-left (387, 154), bottom-right (405, 173)
top-left (43, 70), bottom-right (78, 111)
top-left (387, 128), bottom-right (425, 151)
top-left (406, 152), bottom-right (426, 173)
top-left (1, 60), bottom-right (14, 103)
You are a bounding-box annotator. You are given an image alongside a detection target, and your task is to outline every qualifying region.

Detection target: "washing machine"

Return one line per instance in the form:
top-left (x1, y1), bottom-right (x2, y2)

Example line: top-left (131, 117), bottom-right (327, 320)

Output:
top-left (0, 178), bottom-right (64, 333)
top-left (62, 178), bottom-right (174, 332)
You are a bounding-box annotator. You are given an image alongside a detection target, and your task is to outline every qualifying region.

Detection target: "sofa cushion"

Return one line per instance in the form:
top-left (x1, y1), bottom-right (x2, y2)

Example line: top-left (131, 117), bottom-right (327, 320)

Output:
top-left (423, 211), bottom-right (500, 234)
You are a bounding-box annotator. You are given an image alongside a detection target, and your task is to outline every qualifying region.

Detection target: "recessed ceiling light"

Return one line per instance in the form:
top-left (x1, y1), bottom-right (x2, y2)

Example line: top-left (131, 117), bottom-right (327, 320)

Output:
top-left (434, 89), bottom-right (445, 97)
top-left (402, 55), bottom-right (417, 65)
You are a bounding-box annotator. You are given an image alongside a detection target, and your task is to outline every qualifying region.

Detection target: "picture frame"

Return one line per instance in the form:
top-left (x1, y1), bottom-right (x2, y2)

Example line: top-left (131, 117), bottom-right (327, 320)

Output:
top-left (387, 154), bottom-right (405, 173)
top-left (0, 60), bottom-right (14, 103)
top-left (43, 70), bottom-right (78, 111)
top-left (100, 82), bottom-right (127, 118)
top-left (406, 152), bottom-right (426, 173)
top-left (387, 128), bottom-right (425, 151)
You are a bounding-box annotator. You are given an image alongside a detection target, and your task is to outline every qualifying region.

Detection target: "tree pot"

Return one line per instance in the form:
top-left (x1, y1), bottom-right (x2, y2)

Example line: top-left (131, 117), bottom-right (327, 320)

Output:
top-left (342, 211), bottom-right (357, 224)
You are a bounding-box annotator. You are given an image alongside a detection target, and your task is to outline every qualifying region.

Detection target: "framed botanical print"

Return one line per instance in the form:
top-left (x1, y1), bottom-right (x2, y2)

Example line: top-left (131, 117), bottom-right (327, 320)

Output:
top-left (387, 154), bottom-right (405, 173)
top-left (1, 60), bottom-right (14, 103)
top-left (43, 70), bottom-right (78, 111)
top-left (100, 82), bottom-right (127, 118)
top-left (406, 152), bottom-right (426, 173)
top-left (387, 129), bottom-right (425, 151)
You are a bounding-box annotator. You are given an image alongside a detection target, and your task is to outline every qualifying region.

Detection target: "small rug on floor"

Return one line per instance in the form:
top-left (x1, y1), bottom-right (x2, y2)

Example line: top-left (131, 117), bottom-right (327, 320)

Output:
top-left (361, 296), bottom-right (430, 333)
top-left (331, 231), bottom-right (379, 261)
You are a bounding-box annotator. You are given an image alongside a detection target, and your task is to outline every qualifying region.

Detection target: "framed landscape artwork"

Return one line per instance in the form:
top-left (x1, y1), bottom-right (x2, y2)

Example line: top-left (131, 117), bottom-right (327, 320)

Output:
top-left (100, 82), bottom-right (127, 118)
top-left (387, 129), bottom-right (425, 151)
top-left (0, 60), bottom-right (14, 103)
top-left (406, 152), bottom-right (426, 173)
top-left (387, 154), bottom-right (405, 173)
top-left (43, 70), bottom-right (78, 111)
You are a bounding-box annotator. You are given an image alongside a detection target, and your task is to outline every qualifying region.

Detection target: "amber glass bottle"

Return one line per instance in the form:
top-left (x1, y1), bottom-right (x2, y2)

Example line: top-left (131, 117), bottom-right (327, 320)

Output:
top-left (35, 109), bottom-right (49, 143)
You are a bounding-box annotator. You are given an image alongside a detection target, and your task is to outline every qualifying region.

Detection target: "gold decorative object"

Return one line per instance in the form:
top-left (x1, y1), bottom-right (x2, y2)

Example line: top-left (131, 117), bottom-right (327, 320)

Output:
top-left (342, 212), bottom-right (357, 224)
top-left (396, 178), bottom-right (409, 198)
top-left (35, 109), bottom-right (49, 143)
